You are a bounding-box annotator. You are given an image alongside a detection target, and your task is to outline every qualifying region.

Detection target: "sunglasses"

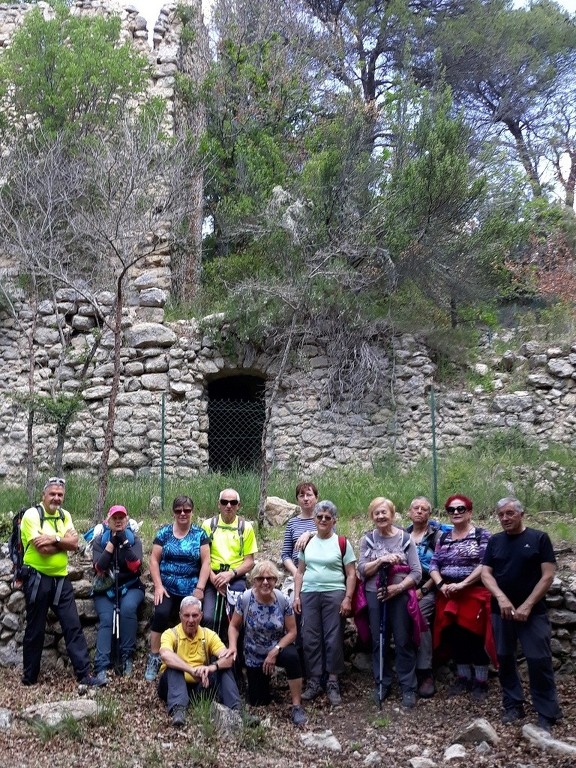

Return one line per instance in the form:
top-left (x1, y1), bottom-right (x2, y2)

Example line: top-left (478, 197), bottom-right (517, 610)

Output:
top-left (44, 476), bottom-right (66, 489)
top-left (174, 508), bottom-right (193, 514)
top-left (254, 576), bottom-right (277, 583)
top-left (316, 514), bottom-right (334, 522)
top-left (220, 499), bottom-right (239, 506)
top-left (446, 505), bottom-right (468, 514)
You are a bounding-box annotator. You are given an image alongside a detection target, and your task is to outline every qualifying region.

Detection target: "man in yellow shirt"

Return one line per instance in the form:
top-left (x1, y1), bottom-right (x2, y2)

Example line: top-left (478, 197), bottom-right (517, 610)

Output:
top-left (20, 477), bottom-right (103, 687)
top-left (158, 596), bottom-right (241, 726)
top-left (201, 488), bottom-right (258, 637)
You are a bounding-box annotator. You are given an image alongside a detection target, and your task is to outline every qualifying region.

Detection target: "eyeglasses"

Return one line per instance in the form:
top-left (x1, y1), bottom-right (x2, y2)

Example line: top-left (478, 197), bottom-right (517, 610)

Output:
top-left (446, 505), bottom-right (468, 514)
top-left (219, 499), bottom-right (239, 506)
top-left (254, 576), bottom-right (277, 583)
top-left (316, 514), bottom-right (334, 522)
top-left (174, 508), bottom-right (193, 515)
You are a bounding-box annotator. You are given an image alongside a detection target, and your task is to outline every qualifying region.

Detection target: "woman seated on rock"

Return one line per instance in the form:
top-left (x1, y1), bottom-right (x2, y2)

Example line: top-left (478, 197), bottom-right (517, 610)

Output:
top-left (227, 560), bottom-right (307, 726)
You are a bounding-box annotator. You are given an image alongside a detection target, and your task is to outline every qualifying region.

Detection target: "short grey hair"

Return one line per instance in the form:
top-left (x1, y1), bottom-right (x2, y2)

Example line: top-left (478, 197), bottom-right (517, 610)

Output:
top-left (180, 596), bottom-right (203, 613)
top-left (495, 497), bottom-right (525, 515)
top-left (314, 500), bottom-right (338, 518)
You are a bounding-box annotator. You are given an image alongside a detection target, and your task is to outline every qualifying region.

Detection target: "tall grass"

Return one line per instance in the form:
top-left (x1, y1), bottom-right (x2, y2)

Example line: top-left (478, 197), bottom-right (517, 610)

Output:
top-left (1, 429), bottom-right (575, 544)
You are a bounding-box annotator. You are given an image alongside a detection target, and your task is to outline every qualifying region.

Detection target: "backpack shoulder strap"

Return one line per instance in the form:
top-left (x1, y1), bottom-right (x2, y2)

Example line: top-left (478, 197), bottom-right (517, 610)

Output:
top-left (273, 588), bottom-right (289, 613)
top-left (364, 531), bottom-right (375, 549)
top-left (240, 588), bottom-right (253, 622)
top-left (440, 529), bottom-right (450, 547)
top-left (401, 530), bottom-right (411, 551)
top-left (338, 535), bottom-right (347, 558)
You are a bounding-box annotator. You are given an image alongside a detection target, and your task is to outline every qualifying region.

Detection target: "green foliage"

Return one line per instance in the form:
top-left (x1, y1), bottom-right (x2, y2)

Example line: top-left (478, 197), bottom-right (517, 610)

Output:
top-left (31, 713), bottom-right (82, 742)
top-left (0, 4), bottom-right (150, 140)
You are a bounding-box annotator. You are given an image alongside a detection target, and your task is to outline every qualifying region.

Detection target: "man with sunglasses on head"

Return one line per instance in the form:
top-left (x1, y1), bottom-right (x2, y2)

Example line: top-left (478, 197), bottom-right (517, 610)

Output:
top-left (20, 476), bottom-right (104, 687)
top-left (201, 489), bottom-right (258, 638)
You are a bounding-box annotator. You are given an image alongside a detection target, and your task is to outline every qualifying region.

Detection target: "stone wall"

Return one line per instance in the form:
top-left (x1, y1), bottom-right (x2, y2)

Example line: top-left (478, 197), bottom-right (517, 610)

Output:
top-left (2, 279), bottom-right (576, 479)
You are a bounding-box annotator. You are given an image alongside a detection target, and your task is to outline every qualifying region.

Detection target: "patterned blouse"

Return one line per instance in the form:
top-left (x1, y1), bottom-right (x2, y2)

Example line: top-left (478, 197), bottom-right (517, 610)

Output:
top-left (153, 524), bottom-right (209, 597)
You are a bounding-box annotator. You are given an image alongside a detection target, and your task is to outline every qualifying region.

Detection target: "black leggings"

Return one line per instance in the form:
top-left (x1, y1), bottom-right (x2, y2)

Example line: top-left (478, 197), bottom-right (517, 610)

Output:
top-left (245, 644), bottom-right (302, 705)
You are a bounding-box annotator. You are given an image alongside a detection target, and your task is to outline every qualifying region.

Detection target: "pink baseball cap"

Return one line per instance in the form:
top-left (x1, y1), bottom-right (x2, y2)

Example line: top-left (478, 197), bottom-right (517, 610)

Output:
top-left (106, 505), bottom-right (127, 520)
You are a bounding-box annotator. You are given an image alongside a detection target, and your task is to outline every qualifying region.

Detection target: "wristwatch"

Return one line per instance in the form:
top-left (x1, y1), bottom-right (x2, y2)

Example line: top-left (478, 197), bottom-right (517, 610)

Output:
top-left (420, 585), bottom-right (429, 596)
top-left (55, 535), bottom-right (61, 544)
top-left (274, 645), bottom-right (281, 652)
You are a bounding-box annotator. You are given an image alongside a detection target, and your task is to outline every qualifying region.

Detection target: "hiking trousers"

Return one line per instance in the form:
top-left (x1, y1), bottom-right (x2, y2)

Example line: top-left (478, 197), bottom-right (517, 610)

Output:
top-left (157, 666), bottom-right (241, 712)
top-left (492, 612), bottom-right (562, 721)
top-left (22, 570), bottom-right (90, 684)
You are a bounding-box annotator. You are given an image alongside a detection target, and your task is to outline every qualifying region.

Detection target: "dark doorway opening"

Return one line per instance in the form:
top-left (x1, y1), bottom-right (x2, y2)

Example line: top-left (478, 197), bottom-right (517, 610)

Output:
top-left (207, 375), bottom-right (266, 472)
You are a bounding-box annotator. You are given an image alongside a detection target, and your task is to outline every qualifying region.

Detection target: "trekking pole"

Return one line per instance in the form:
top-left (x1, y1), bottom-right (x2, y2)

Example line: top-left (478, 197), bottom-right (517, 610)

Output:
top-left (377, 564), bottom-right (389, 710)
top-left (112, 542), bottom-right (122, 675)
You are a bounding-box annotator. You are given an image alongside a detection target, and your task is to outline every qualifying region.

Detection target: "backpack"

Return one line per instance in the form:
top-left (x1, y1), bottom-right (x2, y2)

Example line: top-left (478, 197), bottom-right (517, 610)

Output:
top-left (9, 504), bottom-right (65, 588)
top-left (208, 515), bottom-right (246, 558)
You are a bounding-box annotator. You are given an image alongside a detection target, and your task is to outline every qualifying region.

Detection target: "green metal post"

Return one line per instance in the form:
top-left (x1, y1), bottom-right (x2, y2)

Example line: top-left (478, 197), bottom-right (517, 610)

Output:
top-left (160, 392), bottom-right (166, 511)
top-left (430, 386), bottom-right (438, 511)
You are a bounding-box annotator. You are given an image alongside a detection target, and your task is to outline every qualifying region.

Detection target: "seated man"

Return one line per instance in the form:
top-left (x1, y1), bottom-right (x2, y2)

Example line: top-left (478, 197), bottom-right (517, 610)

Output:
top-left (158, 595), bottom-right (241, 727)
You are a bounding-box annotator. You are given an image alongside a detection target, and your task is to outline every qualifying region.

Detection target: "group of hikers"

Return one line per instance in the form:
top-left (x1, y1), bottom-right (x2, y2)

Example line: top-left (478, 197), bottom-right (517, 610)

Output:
top-left (17, 477), bottom-right (563, 732)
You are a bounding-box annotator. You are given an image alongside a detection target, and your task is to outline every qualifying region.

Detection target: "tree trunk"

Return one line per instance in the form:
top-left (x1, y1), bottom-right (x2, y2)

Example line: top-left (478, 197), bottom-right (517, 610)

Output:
top-left (505, 119), bottom-right (543, 198)
top-left (172, 0), bottom-right (209, 303)
top-left (95, 279), bottom-right (124, 522)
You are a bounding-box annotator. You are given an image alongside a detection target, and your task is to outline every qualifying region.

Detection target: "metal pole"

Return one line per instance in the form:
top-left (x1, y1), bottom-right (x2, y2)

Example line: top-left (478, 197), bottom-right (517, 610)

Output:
top-left (430, 386), bottom-right (438, 510)
top-left (160, 393), bottom-right (166, 511)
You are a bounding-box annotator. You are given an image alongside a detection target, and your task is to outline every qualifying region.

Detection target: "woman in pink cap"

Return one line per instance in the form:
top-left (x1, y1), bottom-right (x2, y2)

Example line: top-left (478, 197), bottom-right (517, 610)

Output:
top-left (91, 504), bottom-right (145, 684)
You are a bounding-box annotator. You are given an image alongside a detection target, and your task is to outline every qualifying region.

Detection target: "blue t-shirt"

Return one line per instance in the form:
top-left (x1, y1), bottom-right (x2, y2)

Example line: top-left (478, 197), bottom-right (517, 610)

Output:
top-left (153, 523), bottom-right (209, 597)
top-left (236, 589), bottom-right (293, 668)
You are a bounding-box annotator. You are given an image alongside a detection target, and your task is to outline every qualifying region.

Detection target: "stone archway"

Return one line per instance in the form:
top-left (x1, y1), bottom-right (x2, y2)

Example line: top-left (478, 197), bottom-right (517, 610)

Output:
top-left (207, 374), bottom-right (266, 472)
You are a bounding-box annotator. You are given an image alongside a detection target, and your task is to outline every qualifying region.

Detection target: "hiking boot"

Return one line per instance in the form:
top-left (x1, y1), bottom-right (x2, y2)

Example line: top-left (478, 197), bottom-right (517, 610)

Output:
top-left (302, 678), bottom-right (322, 701)
top-left (123, 658), bottom-right (134, 677)
top-left (417, 676), bottom-right (435, 698)
top-left (401, 691), bottom-right (416, 709)
top-left (171, 705), bottom-right (187, 728)
top-left (471, 680), bottom-right (488, 702)
top-left (144, 652), bottom-right (161, 682)
top-left (79, 673), bottom-right (107, 687)
top-left (447, 677), bottom-right (470, 696)
top-left (501, 705), bottom-right (525, 724)
top-left (94, 670), bottom-right (108, 686)
top-left (536, 714), bottom-right (554, 733)
top-left (326, 680), bottom-right (342, 706)
top-left (373, 685), bottom-right (391, 705)
top-left (291, 705), bottom-right (307, 726)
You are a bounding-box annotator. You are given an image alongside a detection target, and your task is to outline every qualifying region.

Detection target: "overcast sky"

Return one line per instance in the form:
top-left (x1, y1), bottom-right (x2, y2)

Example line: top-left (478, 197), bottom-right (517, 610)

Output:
top-left (136, 0), bottom-right (575, 38)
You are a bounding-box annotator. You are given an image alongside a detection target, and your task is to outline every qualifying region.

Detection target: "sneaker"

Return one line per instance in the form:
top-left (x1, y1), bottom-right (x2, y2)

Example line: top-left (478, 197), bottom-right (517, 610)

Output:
top-left (302, 677), bottom-right (322, 701)
top-left (79, 673), bottom-right (107, 687)
top-left (536, 714), bottom-right (554, 733)
top-left (123, 658), bottom-right (134, 677)
top-left (501, 705), bottom-right (525, 724)
top-left (291, 705), bottom-right (307, 726)
top-left (326, 680), bottom-right (342, 706)
top-left (373, 685), bottom-right (391, 705)
top-left (417, 676), bottom-right (435, 698)
top-left (171, 705), bottom-right (187, 728)
top-left (401, 691), bottom-right (416, 709)
top-left (447, 677), bottom-right (470, 697)
top-left (471, 680), bottom-right (489, 702)
top-left (144, 653), bottom-right (161, 682)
